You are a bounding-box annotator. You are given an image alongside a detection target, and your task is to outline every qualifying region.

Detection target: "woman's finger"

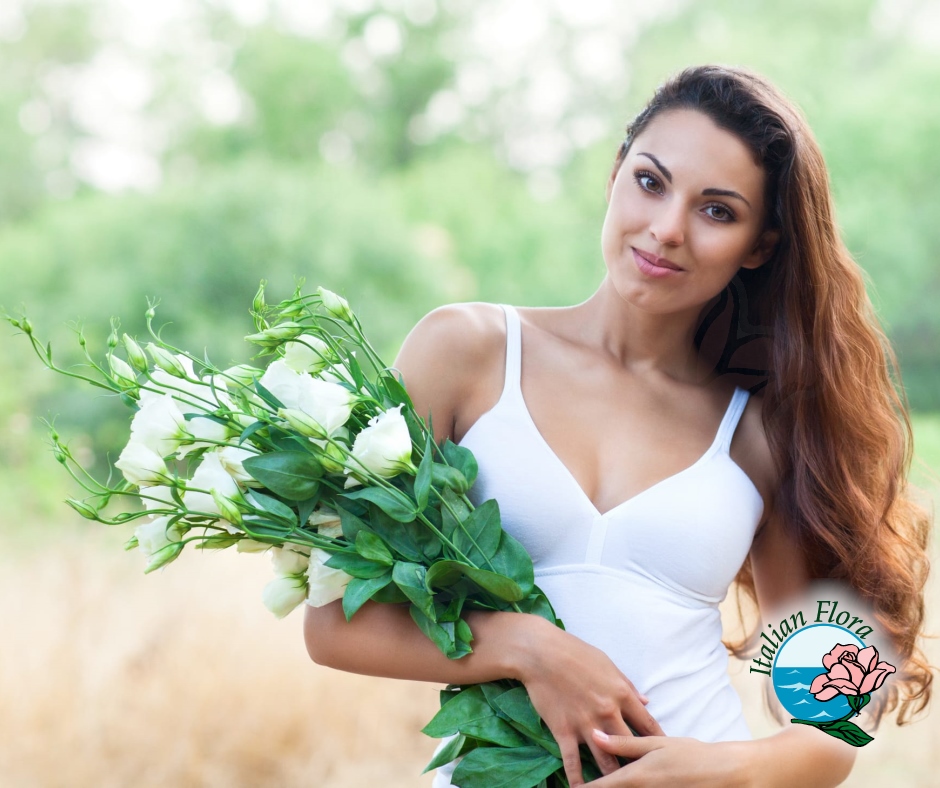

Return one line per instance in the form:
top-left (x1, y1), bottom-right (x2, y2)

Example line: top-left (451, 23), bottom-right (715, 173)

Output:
top-left (559, 736), bottom-right (585, 787)
top-left (592, 729), bottom-right (667, 758)
top-left (620, 694), bottom-right (665, 736)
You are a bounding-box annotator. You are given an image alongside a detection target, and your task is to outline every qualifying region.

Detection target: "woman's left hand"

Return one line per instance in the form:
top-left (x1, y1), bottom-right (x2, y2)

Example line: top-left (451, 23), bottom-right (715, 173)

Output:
top-left (589, 729), bottom-right (752, 787)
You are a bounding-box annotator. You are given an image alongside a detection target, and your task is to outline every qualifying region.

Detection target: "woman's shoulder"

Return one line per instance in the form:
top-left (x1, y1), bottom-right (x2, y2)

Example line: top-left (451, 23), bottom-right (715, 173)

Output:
top-left (735, 387), bottom-right (779, 525)
top-left (392, 302), bottom-right (508, 443)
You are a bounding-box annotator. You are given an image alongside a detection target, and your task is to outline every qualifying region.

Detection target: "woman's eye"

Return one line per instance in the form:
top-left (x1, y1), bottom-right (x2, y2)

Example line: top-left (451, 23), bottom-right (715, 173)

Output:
top-left (705, 204), bottom-right (735, 222)
top-left (633, 171), bottom-right (661, 193)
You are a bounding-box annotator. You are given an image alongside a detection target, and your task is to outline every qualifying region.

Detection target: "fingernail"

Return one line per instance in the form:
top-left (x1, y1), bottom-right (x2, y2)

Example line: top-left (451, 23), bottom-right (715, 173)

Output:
top-left (640, 694), bottom-right (650, 704)
top-left (593, 728), bottom-right (609, 741)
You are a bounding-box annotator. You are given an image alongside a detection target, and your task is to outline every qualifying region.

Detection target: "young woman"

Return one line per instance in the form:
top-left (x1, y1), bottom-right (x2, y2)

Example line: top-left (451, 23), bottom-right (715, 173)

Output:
top-left (304, 65), bottom-right (934, 786)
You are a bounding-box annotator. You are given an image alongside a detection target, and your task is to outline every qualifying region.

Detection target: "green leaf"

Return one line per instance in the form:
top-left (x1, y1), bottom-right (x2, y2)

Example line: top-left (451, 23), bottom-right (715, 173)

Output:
top-left (393, 562), bottom-right (435, 620)
top-left (253, 379), bottom-right (285, 409)
top-left (242, 451), bottom-right (322, 501)
top-left (335, 502), bottom-right (369, 542)
top-left (422, 685), bottom-right (527, 747)
top-left (453, 499), bottom-right (502, 565)
top-left (370, 584), bottom-right (409, 604)
top-left (820, 720), bottom-right (875, 747)
top-left (414, 434), bottom-right (434, 511)
top-left (441, 439), bottom-right (479, 488)
top-left (515, 590), bottom-right (560, 625)
top-left (451, 746), bottom-right (562, 788)
top-left (245, 489), bottom-right (298, 526)
top-left (381, 372), bottom-right (414, 410)
top-left (430, 463), bottom-right (469, 494)
top-left (355, 531), bottom-right (394, 565)
top-left (422, 734), bottom-right (483, 774)
top-left (440, 486), bottom-right (471, 540)
top-left (296, 493), bottom-right (321, 528)
top-left (485, 685), bottom-right (561, 759)
top-left (426, 560), bottom-right (525, 603)
top-left (370, 502), bottom-right (439, 562)
top-left (488, 529), bottom-right (535, 597)
top-left (325, 552), bottom-right (391, 579)
top-left (342, 572), bottom-right (392, 620)
top-left (340, 486), bottom-right (417, 522)
top-left (241, 517), bottom-right (292, 538)
top-left (410, 605), bottom-right (457, 657)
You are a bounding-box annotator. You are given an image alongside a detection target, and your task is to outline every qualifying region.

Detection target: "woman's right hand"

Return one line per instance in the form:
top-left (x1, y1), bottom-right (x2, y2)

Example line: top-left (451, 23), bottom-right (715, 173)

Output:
top-left (510, 614), bottom-right (665, 787)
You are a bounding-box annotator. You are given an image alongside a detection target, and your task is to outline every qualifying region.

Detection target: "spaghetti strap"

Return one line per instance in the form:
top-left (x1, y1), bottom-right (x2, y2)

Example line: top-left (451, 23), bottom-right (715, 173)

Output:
top-left (497, 304), bottom-right (522, 402)
top-left (714, 386), bottom-right (750, 454)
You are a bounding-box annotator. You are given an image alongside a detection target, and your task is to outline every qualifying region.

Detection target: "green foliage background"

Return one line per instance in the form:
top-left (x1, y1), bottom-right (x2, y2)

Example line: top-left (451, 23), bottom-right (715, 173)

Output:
top-left (2, 0), bottom-right (939, 516)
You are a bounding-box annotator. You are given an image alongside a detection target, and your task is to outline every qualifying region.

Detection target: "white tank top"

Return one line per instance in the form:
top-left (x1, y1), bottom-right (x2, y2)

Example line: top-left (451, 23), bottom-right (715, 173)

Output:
top-left (432, 304), bottom-right (764, 786)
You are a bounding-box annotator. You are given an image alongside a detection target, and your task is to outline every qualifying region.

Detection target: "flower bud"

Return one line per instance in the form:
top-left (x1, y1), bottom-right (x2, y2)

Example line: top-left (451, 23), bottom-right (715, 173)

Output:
top-left (211, 489), bottom-right (243, 527)
top-left (123, 334), bottom-right (149, 372)
top-left (279, 407), bottom-right (328, 439)
top-left (252, 281), bottom-right (267, 315)
top-left (317, 287), bottom-right (353, 323)
top-left (77, 330), bottom-right (87, 348)
top-left (223, 364), bottom-right (262, 387)
top-left (146, 343), bottom-right (187, 378)
top-left (107, 329), bottom-right (119, 350)
top-left (319, 440), bottom-right (347, 474)
top-left (20, 317), bottom-right (33, 335)
top-left (53, 443), bottom-right (68, 464)
top-left (244, 322), bottom-right (305, 348)
top-left (65, 498), bottom-right (99, 520)
top-left (144, 540), bottom-right (184, 573)
top-left (109, 354), bottom-right (138, 389)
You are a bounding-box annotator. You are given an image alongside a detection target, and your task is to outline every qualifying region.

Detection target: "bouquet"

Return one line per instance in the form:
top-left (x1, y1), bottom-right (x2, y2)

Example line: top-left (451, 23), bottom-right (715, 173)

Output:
top-left (7, 283), bottom-right (603, 787)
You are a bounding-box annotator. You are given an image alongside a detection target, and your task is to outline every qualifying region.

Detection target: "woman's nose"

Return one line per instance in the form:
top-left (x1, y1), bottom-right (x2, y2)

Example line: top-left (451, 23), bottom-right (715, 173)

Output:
top-left (649, 200), bottom-right (686, 246)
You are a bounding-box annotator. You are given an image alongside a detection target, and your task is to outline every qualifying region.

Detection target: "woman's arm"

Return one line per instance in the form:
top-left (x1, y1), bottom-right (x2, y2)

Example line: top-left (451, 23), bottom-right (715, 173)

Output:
top-left (304, 304), bottom-right (662, 786)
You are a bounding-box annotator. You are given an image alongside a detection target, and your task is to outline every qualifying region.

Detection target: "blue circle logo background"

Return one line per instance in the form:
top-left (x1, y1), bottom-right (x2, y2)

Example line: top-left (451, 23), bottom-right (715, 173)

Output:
top-left (771, 624), bottom-right (866, 721)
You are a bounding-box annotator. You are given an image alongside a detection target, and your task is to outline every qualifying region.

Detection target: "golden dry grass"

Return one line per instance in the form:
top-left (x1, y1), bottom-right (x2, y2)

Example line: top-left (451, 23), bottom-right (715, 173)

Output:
top-left (1, 514), bottom-right (937, 787)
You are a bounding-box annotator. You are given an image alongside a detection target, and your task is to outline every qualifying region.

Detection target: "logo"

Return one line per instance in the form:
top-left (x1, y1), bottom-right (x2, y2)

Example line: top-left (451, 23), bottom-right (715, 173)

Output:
top-left (751, 598), bottom-right (896, 747)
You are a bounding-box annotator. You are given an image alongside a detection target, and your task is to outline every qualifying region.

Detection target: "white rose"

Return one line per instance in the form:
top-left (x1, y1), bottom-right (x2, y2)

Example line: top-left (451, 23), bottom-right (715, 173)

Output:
top-left (218, 445), bottom-right (261, 486)
top-left (135, 516), bottom-right (183, 559)
top-left (270, 545), bottom-right (311, 576)
top-left (183, 451), bottom-right (241, 517)
top-left (261, 574), bottom-right (308, 618)
top-left (139, 484), bottom-right (176, 511)
top-left (305, 548), bottom-right (353, 608)
top-left (283, 335), bottom-right (330, 374)
top-left (129, 394), bottom-right (186, 457)
top-left (177, 413), bottom-right (232, 457)
top-left (347, 404), bottom-right (414, 481)
top-left (115, 441), bottom-right (169, 486)
top-left (294, 376), bottom-right (355, 436)
top-left (258, 359), bottom-right (304, 410)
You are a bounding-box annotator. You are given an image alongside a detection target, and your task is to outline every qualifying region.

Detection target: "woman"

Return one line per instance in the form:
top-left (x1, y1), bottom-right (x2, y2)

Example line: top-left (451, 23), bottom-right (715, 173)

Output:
top-left (304, 65), bottom-right (933, 786)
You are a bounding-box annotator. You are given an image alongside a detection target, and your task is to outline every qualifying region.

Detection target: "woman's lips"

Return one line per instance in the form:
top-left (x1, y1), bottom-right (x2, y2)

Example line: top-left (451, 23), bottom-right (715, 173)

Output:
top-left (631, 248), bottom-right (684, 277)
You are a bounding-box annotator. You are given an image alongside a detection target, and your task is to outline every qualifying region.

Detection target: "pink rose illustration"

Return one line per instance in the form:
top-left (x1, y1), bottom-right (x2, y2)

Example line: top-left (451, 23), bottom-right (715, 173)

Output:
top-left (809, 644), bottom-right (896, 701)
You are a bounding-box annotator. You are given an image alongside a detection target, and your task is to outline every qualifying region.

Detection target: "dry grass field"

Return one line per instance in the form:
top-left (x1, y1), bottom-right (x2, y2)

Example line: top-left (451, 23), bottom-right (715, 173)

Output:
top-left (1, 518), bottom-right (937, 788)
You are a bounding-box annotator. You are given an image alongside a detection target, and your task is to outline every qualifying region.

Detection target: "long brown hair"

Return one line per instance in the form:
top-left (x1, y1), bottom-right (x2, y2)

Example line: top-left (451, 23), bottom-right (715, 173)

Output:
top-left (613, 65), bottom-right (934, 725)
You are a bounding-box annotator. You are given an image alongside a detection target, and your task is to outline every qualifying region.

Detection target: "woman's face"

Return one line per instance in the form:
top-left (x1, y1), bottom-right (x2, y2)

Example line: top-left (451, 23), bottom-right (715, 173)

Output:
top-left (601, 108), bottom-right (776, 314)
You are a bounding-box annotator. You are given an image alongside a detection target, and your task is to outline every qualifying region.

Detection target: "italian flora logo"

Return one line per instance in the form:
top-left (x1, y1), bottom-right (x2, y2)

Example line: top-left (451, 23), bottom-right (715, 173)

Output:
top-left (755, 601), bottom-right (896, 747)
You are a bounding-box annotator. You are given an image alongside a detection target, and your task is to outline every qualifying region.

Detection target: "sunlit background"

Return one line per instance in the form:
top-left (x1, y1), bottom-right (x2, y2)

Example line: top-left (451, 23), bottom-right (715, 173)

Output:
top-left (1, 0), bottom-right (939, 785)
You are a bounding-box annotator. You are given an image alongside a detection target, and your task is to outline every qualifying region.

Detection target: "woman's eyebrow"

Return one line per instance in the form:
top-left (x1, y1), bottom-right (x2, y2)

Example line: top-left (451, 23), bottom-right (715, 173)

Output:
top-left (638, 152), bottom-right (752, 209)
top-left (638, 152), bottom-right (672, 181)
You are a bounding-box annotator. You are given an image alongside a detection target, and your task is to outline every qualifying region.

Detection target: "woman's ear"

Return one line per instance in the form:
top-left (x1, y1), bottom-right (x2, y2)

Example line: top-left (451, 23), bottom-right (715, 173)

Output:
top-left (741, 229), bottom-right (781, 270)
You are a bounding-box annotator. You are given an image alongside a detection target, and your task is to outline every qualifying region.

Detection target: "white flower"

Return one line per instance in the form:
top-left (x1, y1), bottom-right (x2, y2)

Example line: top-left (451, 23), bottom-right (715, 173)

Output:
top-left (183, 451), bottom-right (241, 517)
top-left (258, 359), bottom-right (304, 409)
top-left (115, 441), bottom-right (169, 486)
top-left (129, 394), bottom-right (186, 457)
top-left (283, 335), bottom-right (330, 374)
top-left (135, 516), bottom-right (183, 560)
top-left (295, 376), bottom-right (355, 437)
top-left (218, 445), bottom-right (261, 486)
top-left (262, 574), bottom-right (308, 618)
top-left (177, 413), bottom-right (232, 457)
top-left (261, 359), bottom-right (355, 436)
top-left (140, 354), bottom-right (205, 406)
top-left (305, 548), bottom-right (352, 608)
top-left (347, 404), bottom-right (414, 481)
top-left (271, 545), bottom-right (311, 576)
top-left (139, 484), bottom-right (177, 511)
top-left (308, 507), bottom-right (343, 539)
